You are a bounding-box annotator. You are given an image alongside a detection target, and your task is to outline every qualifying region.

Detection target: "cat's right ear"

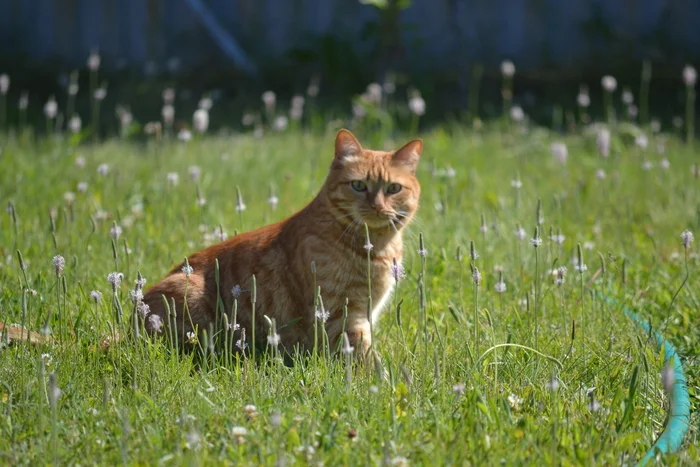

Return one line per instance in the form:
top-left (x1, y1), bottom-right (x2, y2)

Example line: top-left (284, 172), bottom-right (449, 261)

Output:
top-left (334, 129), bottom-right (363, 164)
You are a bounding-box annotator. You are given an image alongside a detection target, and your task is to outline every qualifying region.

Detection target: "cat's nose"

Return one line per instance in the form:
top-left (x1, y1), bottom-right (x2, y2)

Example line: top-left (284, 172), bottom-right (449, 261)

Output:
top-left (371, 194), bottom-right (385, 212)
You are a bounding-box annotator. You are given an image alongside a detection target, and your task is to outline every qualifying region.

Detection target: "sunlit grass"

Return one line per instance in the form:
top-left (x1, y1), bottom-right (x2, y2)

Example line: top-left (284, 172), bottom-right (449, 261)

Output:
top-left (0, 123), bottom-right (698, 465)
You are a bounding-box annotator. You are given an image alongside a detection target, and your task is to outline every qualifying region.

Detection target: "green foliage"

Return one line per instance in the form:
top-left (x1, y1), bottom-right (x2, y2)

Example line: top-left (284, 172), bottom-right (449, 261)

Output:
top-left (359, 0), bottom-right (413, 10)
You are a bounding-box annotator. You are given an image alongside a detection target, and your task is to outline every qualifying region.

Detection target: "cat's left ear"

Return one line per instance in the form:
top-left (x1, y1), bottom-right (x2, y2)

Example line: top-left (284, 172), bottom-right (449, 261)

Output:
top-left (392, 139), bottom-right (423, 173)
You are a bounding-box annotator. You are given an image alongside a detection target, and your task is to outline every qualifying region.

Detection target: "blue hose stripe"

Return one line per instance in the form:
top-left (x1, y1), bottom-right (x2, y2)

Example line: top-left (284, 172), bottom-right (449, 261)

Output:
top-left (614, 301), bottom-right (691, 465)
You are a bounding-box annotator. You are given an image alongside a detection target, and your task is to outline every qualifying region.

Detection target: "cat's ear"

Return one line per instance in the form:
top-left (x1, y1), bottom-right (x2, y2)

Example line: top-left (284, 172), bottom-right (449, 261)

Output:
top-left (334, 129), bottom-right (363, 163)
top-left (392, 139), bottom-right (423, 172)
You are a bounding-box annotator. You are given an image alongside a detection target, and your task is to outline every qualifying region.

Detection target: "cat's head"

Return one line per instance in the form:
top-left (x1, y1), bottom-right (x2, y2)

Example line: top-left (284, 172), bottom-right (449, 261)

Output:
top-left (323, 129), bottom-right (422, 231)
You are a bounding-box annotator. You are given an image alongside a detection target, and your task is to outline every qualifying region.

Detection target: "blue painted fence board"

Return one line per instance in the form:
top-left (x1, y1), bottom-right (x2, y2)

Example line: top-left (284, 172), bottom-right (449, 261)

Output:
top-left (1, 0), bottom-right (698, 74)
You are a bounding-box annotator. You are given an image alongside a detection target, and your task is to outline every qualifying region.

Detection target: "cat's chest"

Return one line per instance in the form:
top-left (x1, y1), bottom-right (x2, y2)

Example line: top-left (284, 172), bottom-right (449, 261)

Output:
top-left (322, 252), bottom-right (398, 301)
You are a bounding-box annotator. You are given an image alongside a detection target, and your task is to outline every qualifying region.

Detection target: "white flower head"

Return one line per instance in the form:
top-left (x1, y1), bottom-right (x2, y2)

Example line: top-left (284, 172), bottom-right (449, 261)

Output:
top-left (109, 222), bottom-right (123, 240)
top-left (315, 303), bottom-right (330, 323)
top-left (193, 108), bottom-right (209, 133)
top-left (178, 129), bottom-right (192, 142)
top-left (242, 113), bottom-right (255, 126)
top-left (167, 172), bottom-right (179, 186)
top-left (18, 92), bottom-right (28, 110)
top-left (472, 266), bottom-right (482, 285)
top-left (68, 115), bottom-right (82, 133)
top-left (198, 96), bottom-right (213, 111)
top-left (148, 314), bottom-right (163, 332)
top-left (137, 302), bottom-right (150, 318)
top-left (87, 50), bottom-right (101, 71)
top-left (621, 89), bottom-right (634, 105)
top-left (236, 330), bottom-right (248, 351)
top-left (635, 133), bottom-right (648, 150)
top-left (63, 191), bottom-right (76, 204)
top-left (510, 105), bottom-right (524, 122)
top-left (162, 88), bottom-right (175, 104)
top-left (107, 272), bottom-right (124, 290)
top-left (186, 331), bottom-right (198, 345)
top-left (500, 60), bottom-right (516, 77)
top-left (494, 280), bottom-right (507, 293)
top-left (661, 362), bottom-right (675, 393)
top-left (0, 74), bottom-right (9, 94)
top-left (507, 393), bottom-right (523, 410)
top-left (267, 333), bottom-right (281, 346)
top-left (545, 374), bottom-right (560, 392)
top-left (577, 91), bottom-right (590, 108)
top-left (235, 189), bottom-right (246, 213)
top-left (352, 101), bottom-right (367, 119)
top-left (161, 105), bottom-right (175, 125)
top-left (366, 82), bottom-right (382, 104)
top-left (231, 426), bottom-right (247, 443)
top-left (130, 288), bottom-right (144, 304)
top-left (554, 266), bottom-right (567, 286)
top-left (243, 404), bottom-right (259, 419)
top-left (291, 94), bottom-right (305, 110)
top-left (188, 166), bottom-right (201, 182)
top-left (94, 87), bottom-right (107, 101)
top-left (52, 255), bottom-right (65, 276)
top-left (681, 230), bottom-right (694, 249)
top-left (683, 65), bottom-right (697, 87)
top-left (261, 90), bottom-right (276, 111)
top-left (41, 353), bottom-right (53, 366)
top-left (408, 94), bottom-right (426, 116)
top-left (550, 233), bottom-right (565, 245)
top-left (391, 259), bottom-right (406, 282)
top-left (118, 107), bottom-right (133, 128)
top-left (550, 142), bottom-right (568, 165)
top-left (44, 97), bottom-right (58, 119)
top-left (273, 115), bottom-right (288, 132)
top-left (601, 75), bottom-right (617, 93)
top-left (341, 332), bottom-right (355, 355)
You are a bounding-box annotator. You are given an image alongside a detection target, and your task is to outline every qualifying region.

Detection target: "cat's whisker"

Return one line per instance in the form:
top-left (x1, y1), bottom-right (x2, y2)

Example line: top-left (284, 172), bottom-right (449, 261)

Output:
top-left (337, 218), bottom-right (361, 246)
top-left (389, 219), bottom-right (400, 233)
top-left (391, 217), bottom-right (423, 245)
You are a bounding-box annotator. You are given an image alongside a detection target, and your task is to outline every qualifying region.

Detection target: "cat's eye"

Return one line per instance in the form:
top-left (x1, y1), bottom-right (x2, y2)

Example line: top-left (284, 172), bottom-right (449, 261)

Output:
top-left (386, 183), bottom-right (402, 194)
top-left (351, 180), bottom-right (367, 192)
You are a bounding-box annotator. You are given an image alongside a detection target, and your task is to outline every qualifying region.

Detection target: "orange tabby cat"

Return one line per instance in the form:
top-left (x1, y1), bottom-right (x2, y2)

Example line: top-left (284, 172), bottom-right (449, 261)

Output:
top-left (142, 129), bottom-right (422, 357)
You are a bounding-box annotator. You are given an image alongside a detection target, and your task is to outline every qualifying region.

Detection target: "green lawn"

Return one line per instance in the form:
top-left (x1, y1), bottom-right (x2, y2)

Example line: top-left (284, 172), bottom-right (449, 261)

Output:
top-left (0, 123), bottom-right (697, 465)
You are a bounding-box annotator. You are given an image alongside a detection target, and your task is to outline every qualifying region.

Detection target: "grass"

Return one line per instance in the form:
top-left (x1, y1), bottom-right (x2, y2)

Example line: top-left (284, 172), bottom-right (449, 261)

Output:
top-left (0, 120), bottom-right (698, 465)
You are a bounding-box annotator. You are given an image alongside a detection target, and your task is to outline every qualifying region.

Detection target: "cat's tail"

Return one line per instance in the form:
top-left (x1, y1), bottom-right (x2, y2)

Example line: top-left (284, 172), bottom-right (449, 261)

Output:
top-left (0, 321), bottom-right (120, 350)
top-left (0, 322), bottom-right (51, 345)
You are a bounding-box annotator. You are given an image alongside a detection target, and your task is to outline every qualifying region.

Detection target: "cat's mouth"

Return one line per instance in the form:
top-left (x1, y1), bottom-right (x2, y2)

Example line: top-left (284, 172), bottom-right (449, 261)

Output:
top-left (359, 210), bottom-right (403, 229)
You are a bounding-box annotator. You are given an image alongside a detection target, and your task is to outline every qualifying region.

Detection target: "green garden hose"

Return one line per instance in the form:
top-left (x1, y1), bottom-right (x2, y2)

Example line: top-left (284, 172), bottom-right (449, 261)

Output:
top-left (616, 300), bottom-right (691, 465)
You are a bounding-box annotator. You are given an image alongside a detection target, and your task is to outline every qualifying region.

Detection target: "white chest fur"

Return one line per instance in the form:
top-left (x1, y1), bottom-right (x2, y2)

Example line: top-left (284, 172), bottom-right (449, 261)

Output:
top-left (370, 282), bottom-right (395, 325)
